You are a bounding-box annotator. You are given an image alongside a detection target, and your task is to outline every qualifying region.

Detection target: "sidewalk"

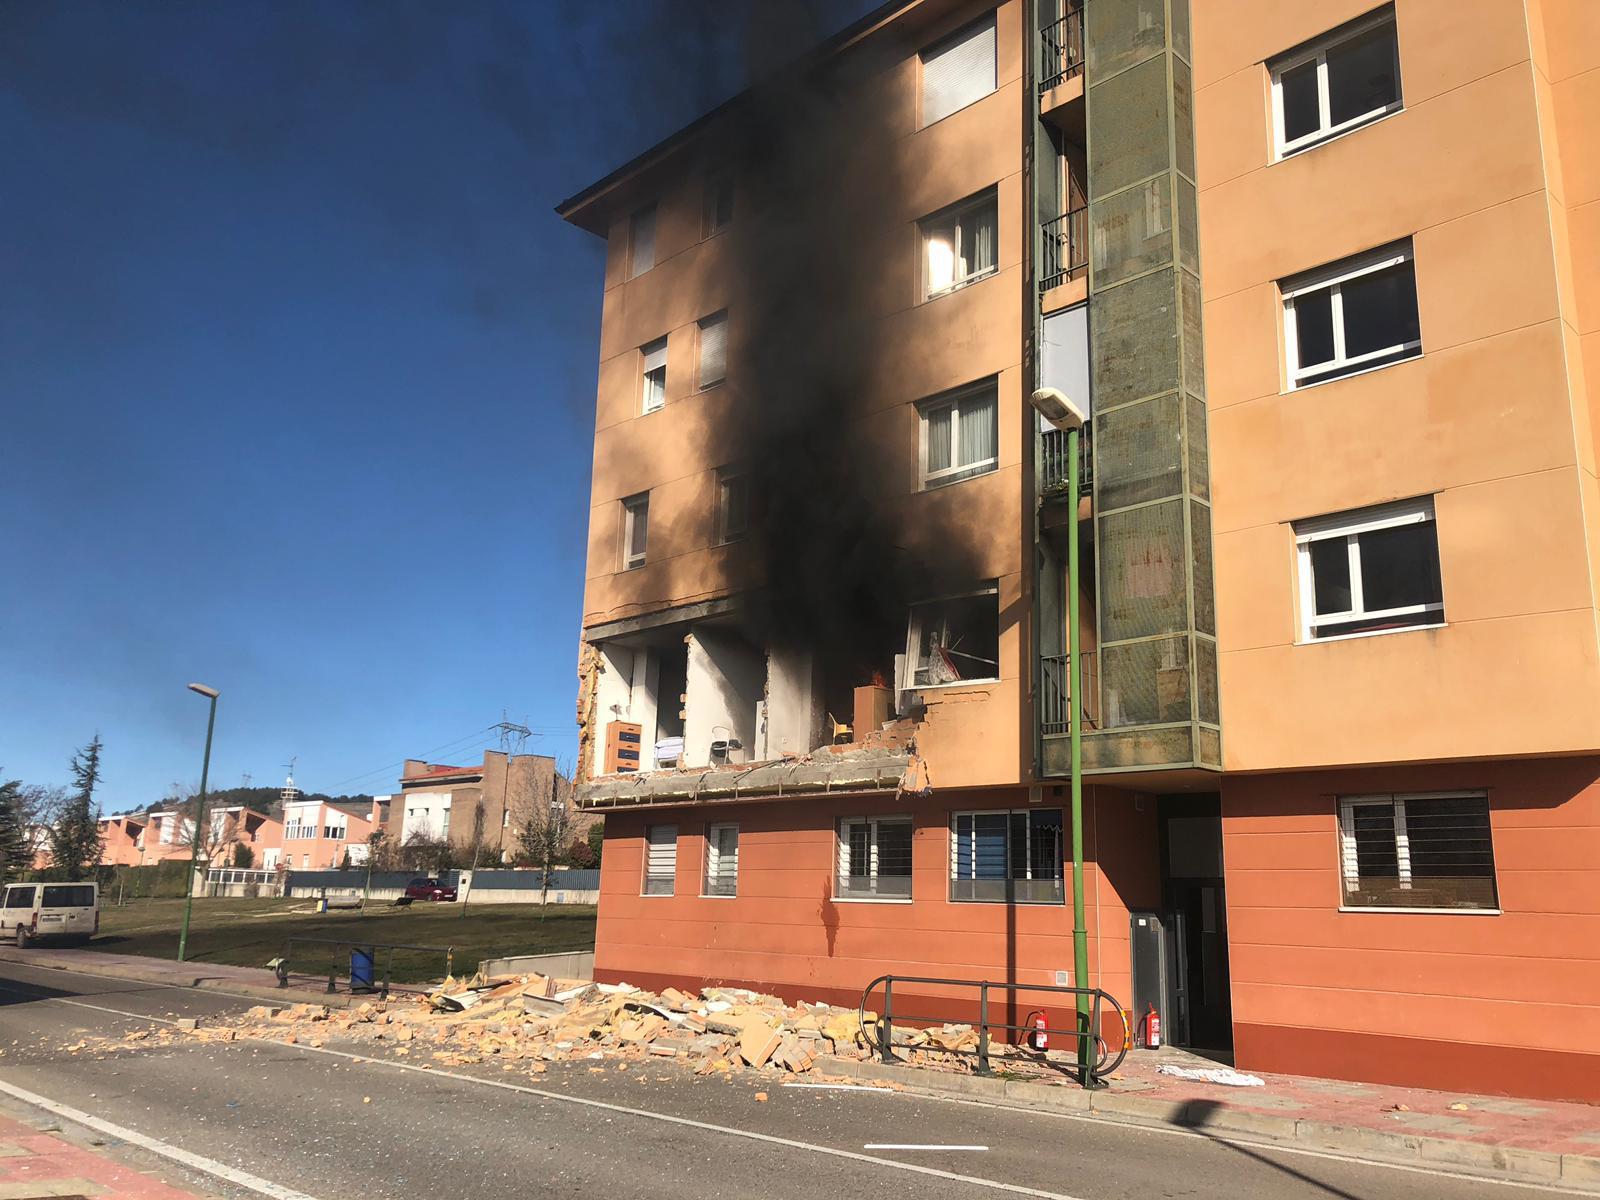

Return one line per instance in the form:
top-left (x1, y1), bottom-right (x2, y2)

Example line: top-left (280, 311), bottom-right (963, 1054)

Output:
top-left (825, 1045), bottom-right (1600, 1191)
top-left (0, 1111), bottom-right (214, 1200)
top-left (0, 945), bottom-right (358, 1009)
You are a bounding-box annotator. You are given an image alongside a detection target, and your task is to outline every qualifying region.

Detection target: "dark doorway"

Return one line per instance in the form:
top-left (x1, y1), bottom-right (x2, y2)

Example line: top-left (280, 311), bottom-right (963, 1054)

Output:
top-left (1158, 795), bottom-right (1233, 1053)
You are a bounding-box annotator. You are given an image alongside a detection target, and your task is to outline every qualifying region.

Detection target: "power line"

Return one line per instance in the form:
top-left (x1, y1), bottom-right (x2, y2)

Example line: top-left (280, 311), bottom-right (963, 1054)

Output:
top-left (322, 726), bottom-right (500, 791)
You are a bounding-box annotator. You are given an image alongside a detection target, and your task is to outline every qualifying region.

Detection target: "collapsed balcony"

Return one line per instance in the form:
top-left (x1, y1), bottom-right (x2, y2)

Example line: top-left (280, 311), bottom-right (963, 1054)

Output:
top-left (575, 592), bottom-right (1001, 809)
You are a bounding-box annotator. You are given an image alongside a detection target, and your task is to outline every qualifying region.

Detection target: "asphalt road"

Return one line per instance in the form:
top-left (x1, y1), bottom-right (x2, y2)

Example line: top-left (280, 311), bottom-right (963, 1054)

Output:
top-left (0, 958), bottom-right (1578, 1200)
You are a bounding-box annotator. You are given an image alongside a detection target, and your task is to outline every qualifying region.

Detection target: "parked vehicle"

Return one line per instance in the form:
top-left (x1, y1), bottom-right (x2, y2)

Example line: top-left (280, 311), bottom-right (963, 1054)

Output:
top-left (401, 877), bottom-right (457, 902)
top-left (1, 881), bottom-right (99, 947)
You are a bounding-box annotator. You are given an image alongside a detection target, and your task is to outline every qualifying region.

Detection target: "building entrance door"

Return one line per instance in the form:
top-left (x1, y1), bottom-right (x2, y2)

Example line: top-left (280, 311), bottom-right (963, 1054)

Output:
top-left (1159, 796), bottom-right (1233, 1053)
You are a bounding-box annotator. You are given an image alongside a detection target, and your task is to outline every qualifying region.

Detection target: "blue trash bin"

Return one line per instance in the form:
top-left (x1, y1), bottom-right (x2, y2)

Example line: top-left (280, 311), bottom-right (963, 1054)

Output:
top-left (350, 946), bottom-right (376, 992)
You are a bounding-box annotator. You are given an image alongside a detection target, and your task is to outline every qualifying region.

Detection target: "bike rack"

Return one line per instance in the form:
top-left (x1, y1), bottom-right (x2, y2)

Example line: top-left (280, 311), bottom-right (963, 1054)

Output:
top-left (276, 936), bottom-right (455, 998)
top-left (859, 974), bottom-right (1129, 1089)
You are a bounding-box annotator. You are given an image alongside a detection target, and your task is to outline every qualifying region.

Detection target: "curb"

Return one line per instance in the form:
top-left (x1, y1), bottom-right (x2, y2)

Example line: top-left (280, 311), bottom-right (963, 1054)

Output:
top-left (818, 1057), bottom-right (1600, 1192)
top-left (0, 949), bottom-right (356, 1010)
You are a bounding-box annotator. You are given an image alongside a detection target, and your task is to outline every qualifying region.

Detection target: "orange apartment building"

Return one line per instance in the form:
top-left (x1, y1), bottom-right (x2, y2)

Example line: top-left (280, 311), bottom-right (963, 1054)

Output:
top-left (103, 806), bottom-right (282, 868)
top-left (559, 0), bottom-right (1600, 1102)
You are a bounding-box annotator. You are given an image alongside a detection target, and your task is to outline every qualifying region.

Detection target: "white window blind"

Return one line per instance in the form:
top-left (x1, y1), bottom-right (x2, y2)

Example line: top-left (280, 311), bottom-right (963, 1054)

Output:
top-left (644, 824), bottom-right (677, 895)
top-left (628, 204), bottom-right (657, 278)
top-left (641, 337), bottom-right (667, 413)
top-left (697, 312), bottom-right (727, 389)
top-left (921, 15), bottom-right (996, 126)
top-left (704, 824), bottom-right (738, 896)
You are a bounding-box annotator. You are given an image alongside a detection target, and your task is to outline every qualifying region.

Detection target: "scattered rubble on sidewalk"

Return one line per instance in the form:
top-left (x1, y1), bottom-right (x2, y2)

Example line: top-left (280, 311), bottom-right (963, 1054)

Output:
top-left (68, 971), bottom-right (1070, 1084)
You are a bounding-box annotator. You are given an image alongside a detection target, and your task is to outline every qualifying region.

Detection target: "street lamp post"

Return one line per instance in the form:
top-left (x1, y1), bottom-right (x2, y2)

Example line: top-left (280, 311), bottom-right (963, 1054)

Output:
top-left (177, 683), bottom-right (219, 964)
top-left (1030, 387), bottom-right (1092, 1081)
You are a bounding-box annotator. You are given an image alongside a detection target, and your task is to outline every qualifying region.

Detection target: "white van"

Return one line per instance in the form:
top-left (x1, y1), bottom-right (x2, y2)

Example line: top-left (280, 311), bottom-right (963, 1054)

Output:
top-left (1, 882), bottom-right (99, 947)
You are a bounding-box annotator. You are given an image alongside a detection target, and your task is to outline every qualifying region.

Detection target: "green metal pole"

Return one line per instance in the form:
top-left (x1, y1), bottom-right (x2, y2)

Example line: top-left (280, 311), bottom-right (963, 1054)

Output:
top-left (1067, 425), bottom-right (1091, 1079)
top-left (176, 694), bottom-right (217, 963)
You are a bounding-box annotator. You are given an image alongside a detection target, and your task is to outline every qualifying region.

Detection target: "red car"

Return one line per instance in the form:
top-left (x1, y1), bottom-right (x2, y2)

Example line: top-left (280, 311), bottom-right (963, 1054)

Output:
top-left (402, 877), bottom-right (457, 902)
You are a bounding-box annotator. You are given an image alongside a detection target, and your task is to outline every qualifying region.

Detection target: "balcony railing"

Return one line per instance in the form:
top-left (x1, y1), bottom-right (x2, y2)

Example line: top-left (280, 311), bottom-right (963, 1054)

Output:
top-left (1040, 651), bottom-right (1099, 737)
top-left (1040, 5), bottom-right (1086, 93)
top-left (1040, 422), bottom-right (1092, 498)
top-left (1040, 206), bottom-right (1088, 293)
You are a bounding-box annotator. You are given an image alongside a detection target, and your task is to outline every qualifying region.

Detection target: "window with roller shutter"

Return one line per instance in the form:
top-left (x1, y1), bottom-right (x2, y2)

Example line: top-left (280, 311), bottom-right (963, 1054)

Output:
top-left (919, 14), bottom-right (996, 127)
top-left (697, 312), bottom-right (727, 390)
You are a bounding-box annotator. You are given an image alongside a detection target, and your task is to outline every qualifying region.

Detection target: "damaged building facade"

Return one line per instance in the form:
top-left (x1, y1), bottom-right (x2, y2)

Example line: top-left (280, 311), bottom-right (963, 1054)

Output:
top-left (559, 0), bottom-right (1600, 1102)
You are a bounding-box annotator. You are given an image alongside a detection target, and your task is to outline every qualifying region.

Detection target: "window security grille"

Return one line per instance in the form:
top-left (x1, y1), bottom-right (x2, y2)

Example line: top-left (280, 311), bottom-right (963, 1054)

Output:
top-left (644, 824), bottom-right (677, 895)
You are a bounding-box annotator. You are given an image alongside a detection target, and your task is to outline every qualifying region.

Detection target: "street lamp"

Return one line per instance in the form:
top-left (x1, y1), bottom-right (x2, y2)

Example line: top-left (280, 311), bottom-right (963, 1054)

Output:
top-left (177, 682), bottom-right (219, 963)
top-left (1030, 387), bottom-right (1092, 1080)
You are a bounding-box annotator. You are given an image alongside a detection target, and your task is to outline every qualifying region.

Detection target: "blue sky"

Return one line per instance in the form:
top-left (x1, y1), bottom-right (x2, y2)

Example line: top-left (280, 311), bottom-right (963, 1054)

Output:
top-left (0, 1), bottom-right (868, 806)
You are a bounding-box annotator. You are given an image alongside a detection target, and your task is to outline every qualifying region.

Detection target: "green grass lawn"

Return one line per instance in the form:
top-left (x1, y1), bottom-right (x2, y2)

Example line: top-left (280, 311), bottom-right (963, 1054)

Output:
top-left (93, 898), bottom-right (596, 984)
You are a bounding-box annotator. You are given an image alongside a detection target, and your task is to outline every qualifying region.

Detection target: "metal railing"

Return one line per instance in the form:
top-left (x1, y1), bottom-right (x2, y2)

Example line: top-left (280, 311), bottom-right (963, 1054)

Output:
top-left (1040, 650), bottom-right (1099, 736)
top-left (861, 974), bottom-right (1128, 1089)
top-left (1040, 206), bottom-right (1088, 293)
top-left (275, 936), bottom-right (455, 998)
top-left (1040, 5), bottom-right (1087, 93)
top-left (1039, 423), bottom-right (1092, 496)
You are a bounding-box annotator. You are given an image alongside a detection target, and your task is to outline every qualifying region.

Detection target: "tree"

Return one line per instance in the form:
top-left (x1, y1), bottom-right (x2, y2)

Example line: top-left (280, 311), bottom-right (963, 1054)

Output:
top-left (231, 842), bottom-right (255, 869)
top-left (164, 780), bottom-right (243, 867)
top-left (513, 757), bottom-right (577, 911)
top-left (586, 820), bottom-right (605, 867)
top-left (47, 736), bottom-right (106, 879)
top-left (0, 775), bottom-right (30, 883)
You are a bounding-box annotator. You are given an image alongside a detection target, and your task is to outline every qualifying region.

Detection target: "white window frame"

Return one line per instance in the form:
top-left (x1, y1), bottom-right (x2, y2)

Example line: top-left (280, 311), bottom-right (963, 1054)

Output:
top-left (640, 337), bottom-right (668, 414)
top-left (1270, 8), bottom-right (1402, 160)
top-left (1338, 791), bottom-right (1498, 914)
top-left (1294, 496), bottom-right (1443, 642)
top-left (643, 823), bottom-right (677, 896)
top-left (904, 583), bottom-right (1002, 689)
top-left (921, 190), bottom-right (999, 300)
top-left (621, 492), bottom-right (649, 571)
top-left (835, 816), bottom-right (913, 902)
top-left (1282, 241), bottom-right (1419, 389)
top-left (716, 467), bottom-right (749, 545)
top-left (948, 808), bottom-right (1066, 905)
top-left (918, 380), bottom-right (998, 489)
top-left (702, 823), bottom-right (739, 898)
top-left (627, 203), bottom-right (657, 279)
top-left (696, 311), bottom-right (727, 391)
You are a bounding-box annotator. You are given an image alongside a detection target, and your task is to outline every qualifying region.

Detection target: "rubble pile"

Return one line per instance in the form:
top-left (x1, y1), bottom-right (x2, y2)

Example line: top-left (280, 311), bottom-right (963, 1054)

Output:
top-left (214, 975), bottom-right (1033, 1078)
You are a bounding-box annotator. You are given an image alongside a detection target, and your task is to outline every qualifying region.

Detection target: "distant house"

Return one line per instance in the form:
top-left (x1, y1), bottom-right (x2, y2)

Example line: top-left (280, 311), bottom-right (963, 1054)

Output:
top-left (279, 798), bottom-right (372, 870)
top-left (385, 750), bottom-right (580, 864)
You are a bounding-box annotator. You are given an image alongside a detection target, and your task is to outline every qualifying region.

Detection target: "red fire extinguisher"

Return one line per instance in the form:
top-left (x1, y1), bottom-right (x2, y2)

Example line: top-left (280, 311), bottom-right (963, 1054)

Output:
top-left (1026, 1010), bottom-right (1049, 1051)
top-left (1144, 1004), bottom-right (1161, 1049)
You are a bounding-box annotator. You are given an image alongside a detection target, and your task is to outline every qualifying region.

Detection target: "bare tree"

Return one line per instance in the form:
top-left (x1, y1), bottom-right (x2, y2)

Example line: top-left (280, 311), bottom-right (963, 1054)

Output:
top-left (513, 756), bottom-right (576, 912)
top-left (164, 781), bottom-right (245, 868)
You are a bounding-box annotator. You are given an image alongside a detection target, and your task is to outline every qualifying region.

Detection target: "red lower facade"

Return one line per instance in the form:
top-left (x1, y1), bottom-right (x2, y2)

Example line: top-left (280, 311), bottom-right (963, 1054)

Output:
top-left (592, 756), bottom-right (1600, 1103)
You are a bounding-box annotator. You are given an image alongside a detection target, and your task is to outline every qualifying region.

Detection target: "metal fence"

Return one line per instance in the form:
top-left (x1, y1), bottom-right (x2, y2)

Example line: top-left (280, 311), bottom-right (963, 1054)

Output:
top-left (1040, 206), bottom-right (1088, 293)
top-left (1040, 5), bottom-right (1086, 93)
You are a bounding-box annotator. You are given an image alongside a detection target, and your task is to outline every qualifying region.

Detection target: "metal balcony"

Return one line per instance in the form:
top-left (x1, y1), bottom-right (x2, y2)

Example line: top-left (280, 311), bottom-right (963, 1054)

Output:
top-left (1039, 423), bottom-right (1093, 498)
top-left (1040, 206), bottom-right (1088, 293)
top-left (1039, 650), bottom-right (1099, 737)
top-left (1040, 5), bottom-right (1086, 93)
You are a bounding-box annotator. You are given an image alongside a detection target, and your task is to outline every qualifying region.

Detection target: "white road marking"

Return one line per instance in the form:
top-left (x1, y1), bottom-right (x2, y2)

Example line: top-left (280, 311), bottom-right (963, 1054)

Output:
top-left (0, 984), bottom-right (179, 1025)
top-left (0, 1077), bottom-right (325, 1200)
top-left (0, 968), bottom-right (1579, 1197)
top-left (866, 1143), bottom-right (989, 1151)
top-left (782, 1082), bottom-right (894, 1092)
top-left (289, 1043), bottom-right (1087, 1200)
